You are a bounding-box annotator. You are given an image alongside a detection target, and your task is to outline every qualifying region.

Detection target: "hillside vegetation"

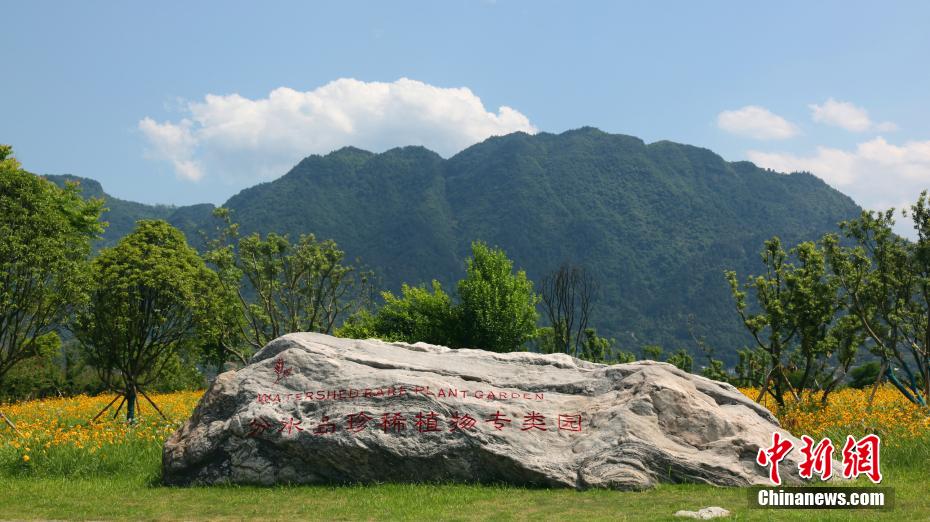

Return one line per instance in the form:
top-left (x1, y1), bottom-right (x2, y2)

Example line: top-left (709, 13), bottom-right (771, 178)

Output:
top-left (48, 128), bottom-right (862, 361)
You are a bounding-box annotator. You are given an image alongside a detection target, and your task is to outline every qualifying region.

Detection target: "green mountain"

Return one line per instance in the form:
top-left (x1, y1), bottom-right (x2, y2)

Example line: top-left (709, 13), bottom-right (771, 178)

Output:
top-left (44, 128), bottom-right (863, 362)
top-left (44, 174), bottom-right (215, 249)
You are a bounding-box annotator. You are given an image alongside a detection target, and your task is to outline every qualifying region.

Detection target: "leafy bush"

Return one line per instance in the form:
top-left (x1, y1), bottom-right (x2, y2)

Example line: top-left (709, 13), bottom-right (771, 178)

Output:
top-left (339, 242), bottom-right (538, 353)
top-left (849, 361), bottom-right (882, 389)
top-left (337, 282), bottom-right (457, 346)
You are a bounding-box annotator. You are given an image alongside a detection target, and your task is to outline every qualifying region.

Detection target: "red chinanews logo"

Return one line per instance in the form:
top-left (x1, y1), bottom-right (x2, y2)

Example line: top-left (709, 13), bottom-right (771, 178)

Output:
top-left (756, 432), bottom-right (883, 485)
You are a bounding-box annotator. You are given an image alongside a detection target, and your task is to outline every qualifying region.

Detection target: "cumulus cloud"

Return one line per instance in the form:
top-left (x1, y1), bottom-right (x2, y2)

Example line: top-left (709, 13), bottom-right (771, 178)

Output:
top-left (716, 106), bottom-right (799, 140)
top-left (747, 137), bottom-right (930, 229)
top-left (138, 118), bottom-right (203, 181)
top-left (808, 98), bottom-right (897, 133)
top-left (139, 78), bottom-right (537, 182)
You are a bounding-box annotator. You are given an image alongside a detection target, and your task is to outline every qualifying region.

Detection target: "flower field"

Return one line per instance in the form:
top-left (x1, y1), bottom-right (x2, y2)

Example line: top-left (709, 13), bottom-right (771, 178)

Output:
top-left (0, 391), bottom-right (200, 477)
top-left (739, 386), bottom-right (930, 447)
top-left (1, 386), bottom-right (929, 478)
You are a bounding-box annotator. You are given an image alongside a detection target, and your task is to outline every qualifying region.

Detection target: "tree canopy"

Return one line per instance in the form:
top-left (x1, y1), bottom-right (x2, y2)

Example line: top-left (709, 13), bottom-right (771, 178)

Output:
top-left (338, 242), bottom-right (538, 353)
top-left (0, 145), bottom-right (104, 389)
top-left (72, 220), bottom-right (219, 421)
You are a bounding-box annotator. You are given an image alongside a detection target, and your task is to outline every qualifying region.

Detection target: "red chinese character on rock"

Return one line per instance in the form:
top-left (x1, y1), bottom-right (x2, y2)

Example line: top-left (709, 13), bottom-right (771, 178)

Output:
top-left (273, 357), bottom-right (293, 384)
top-left (247, 418), bottom-right (274, 437)
top-left (485, 410), bottom-right (512, 430)
top-left (557, 414), bottom-right (582, 432)
top-left (756, 432), bottom-right (794, 485)
top-left (379, 412), bottom-right (406, 433)
top-left (313, 415), bottom-right (337, 435)
top-left (415, 411), bottom-right (441, 433)
top-left (346, 412), bottom-right (373, 433)
top-left (522, 411), bottom-right (547, 431)
top-left (278, 417), bottom-right (304, 435)
top-left (449, 413), bottom-right (478, 432)
top-left (798, 435), bottom-right (834, 480)
top-left (841, 434), bottom-right (882, 483)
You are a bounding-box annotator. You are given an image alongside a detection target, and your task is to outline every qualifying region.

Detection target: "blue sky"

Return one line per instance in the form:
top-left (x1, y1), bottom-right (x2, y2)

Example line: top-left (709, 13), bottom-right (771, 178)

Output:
top-left (2, 1), bottom-right (929, 219)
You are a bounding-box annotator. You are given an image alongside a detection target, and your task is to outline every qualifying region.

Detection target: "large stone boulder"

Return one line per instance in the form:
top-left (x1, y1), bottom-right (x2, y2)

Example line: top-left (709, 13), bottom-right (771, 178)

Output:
top-left (163, 333), bottom-right (807, 489)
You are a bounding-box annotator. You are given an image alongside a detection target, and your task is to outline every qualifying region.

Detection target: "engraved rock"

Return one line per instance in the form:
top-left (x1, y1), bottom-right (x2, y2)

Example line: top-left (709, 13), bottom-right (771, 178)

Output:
top-left (162, 332), bottom-right (808, 489)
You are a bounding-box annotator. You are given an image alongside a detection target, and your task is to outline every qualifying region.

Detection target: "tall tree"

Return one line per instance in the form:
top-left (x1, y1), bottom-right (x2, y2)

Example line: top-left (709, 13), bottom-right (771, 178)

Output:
top-left (726, 237), bottom-right (843, 405)
top-left (726, 238), bottom-right (796, 405)
top-left (540, 263), bottom-right (597, 357)
top-left (73, 220), bottom-right (219, 422)
top-left (825, 203), bottom-right (930, 406)
top-left (0, 146), bottom-right (103, 430)
top-left (204, 208), bottom-right (372, 361)
top-left (457, 241), bottom-right (539, 352)
top-left (783, 241), bottom-right (843, 395)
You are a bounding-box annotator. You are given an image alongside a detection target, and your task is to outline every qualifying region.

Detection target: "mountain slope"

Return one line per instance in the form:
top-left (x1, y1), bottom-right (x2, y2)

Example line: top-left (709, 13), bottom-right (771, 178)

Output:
top-left (223, 128), bottom-right (861, 359)
top-left (43, 129), bottom-right (863, 361)
top-left (44, 174), bottom-right (215, 249)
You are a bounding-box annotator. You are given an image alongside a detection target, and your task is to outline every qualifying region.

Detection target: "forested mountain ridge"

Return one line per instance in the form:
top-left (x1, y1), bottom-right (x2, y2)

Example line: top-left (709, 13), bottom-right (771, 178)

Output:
top-left (44, 174), bottom-right (215, 247)
top-left (44, 128), bottom-right (863, 362)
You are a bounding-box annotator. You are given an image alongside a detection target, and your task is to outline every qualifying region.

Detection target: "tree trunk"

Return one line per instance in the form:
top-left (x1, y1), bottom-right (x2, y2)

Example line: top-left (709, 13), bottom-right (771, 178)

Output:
top-left (126, 386), bottom-right (137, 423)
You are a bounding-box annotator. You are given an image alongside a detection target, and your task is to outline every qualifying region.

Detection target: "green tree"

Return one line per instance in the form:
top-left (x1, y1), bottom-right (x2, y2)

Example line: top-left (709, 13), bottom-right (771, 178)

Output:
top-left (72, 220), bottom-right (219, 422)
top-left (0, 146), bottom-right (104, 428)
top-left (204, 208), bottom-right (372, 362)
top-left (783, 240), bottom-right (844, 397)
top-left (666, 348), bottom-right (694, 373)
top-left (700, 359), bottom-right (730, 382)
top-left (726, 238), bottom-right (795, 405)
top-left (339, 241), bottom-right (538, 353)
top-left (642, 345), bottom-right (663, 361)
top-left (576, 328), bottom-right (613, 363)
top-left (849, 361), bottom-right (882, 389)
top-left (734, 347), bottom-right (768, 388)
top-left (726, 237), bottom-right (844, 405)
top-left (457, 241), bottom-right (539, 352)
top-left (811, 314), bottom-right (862, 405)
top-left (614, 350), bottom-right (636, 364)
top-left (336, 281), bottom-right (457, 346)
top-left (824, 200), bottom-right (930, 407)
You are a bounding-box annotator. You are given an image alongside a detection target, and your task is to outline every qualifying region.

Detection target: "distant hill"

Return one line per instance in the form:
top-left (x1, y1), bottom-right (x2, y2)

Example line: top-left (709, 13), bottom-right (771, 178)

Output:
top-left (44, 174), bottom-right (215, 249)
top-left (44, 128), bottom-right (863, 363)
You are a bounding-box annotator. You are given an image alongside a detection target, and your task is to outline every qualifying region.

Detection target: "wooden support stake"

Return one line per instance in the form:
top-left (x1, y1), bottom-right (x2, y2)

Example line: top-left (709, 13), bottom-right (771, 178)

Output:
top-left (138, 387), bottom-right (168, 420)
top-left (866, 360), bottom-right (889, 411)
top-left (0, 410), bottom-right (24, 437)
top-left (756, 366), bottom-right (775, 404)
top-left (91, 393), bottom-right (123, 423)
top-left (112, 395), bottom-right (127, 420)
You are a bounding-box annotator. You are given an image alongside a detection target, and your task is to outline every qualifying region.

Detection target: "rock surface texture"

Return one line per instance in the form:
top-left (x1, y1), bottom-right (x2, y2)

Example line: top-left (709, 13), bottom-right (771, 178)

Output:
top-left (674, 507), bottom-right (732, 519)
top-left (163, 333), bottom-right (808, 489)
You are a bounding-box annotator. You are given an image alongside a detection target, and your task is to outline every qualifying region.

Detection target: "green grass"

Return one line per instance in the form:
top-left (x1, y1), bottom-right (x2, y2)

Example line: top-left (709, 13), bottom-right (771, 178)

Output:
top-left (0, 443), bottom-right (925, 521)
top-left (0, 473), bottom-right (919, 521)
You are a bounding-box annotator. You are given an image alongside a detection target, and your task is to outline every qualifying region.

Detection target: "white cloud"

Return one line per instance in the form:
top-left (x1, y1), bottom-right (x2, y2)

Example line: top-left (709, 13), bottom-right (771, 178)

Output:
top-left (875, 121), bottom-right (899, 132)
top-left (716, 106), bottom-right (798, 140)
top-left (748, 147), bottom-right (859, 187)
top-left (138, 117), bottom-right (203, 181)
top-left (139, 78), bottom-right (537, 182)
top-left (747, 137), bottom-right (930, 235)
top-left (808, 98), bottom-right (897, 133)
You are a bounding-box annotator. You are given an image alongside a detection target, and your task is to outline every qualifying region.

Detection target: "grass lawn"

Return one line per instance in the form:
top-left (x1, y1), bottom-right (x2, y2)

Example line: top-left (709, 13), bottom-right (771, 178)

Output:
top-left (1, 390), bottom-right (927, 521)
top-left (0, 473), bottom-right (919, 521)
